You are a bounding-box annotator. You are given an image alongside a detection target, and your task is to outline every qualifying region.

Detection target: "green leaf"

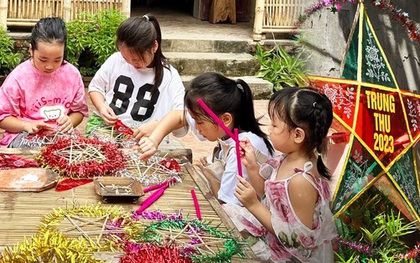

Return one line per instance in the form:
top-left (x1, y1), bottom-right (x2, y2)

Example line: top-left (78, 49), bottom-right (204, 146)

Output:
top-left (254, 42), bottom-right (308, 91)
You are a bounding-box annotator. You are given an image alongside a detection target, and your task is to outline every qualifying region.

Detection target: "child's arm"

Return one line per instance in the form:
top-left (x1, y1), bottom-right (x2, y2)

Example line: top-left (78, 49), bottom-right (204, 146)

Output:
top-left (235, 176), bottom-right (275, 235)
top-left (89, 91), bottom-right (117, 125)
top-left (0, 116), bottom-right (54, 134)
top-left (137, 110), bottom-right (186, 160)
top-left (240, 138), bottom-right (266, 197)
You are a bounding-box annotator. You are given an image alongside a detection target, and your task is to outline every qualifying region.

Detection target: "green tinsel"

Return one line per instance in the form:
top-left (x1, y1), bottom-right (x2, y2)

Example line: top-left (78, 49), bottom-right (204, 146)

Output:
top-left (138, 218), bottom-right (245, 262)
top-left (85, 115), bottom-right (107, 136)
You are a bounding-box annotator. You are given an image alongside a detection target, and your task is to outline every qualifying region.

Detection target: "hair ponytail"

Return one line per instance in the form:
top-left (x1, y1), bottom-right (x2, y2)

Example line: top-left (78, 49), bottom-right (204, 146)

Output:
top-left (147, 15), bottom-right (167, 93)
top-left (235, 78), bottom-right (274, 155)
top-left (316, 143), bottom-right (331, 180)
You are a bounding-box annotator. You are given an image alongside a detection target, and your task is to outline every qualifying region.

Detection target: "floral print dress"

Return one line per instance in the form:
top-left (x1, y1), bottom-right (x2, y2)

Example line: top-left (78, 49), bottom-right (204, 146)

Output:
top-left (223, 156), bottom-right (337, 262)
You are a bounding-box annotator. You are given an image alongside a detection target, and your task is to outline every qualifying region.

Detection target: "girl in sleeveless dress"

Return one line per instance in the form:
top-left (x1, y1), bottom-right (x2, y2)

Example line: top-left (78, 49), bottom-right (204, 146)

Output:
top-left (224, 87), bottom-right (337, 262)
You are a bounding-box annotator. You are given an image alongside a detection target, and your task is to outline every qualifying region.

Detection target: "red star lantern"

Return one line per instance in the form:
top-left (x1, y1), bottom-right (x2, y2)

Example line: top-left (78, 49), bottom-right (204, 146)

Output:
top-left (308, 3), bottom-right (420, 222)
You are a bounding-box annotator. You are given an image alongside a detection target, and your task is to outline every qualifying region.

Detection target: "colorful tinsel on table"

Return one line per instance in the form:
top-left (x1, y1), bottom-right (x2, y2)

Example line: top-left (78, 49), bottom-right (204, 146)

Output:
top-left (0, 203), bottom-right (246, 263)
top-left (295, 0), bottom-right (420, 44)
top-left (138, 218), bottom-right (245, 262)
top-left (132, 210), bottom-right (184, 221)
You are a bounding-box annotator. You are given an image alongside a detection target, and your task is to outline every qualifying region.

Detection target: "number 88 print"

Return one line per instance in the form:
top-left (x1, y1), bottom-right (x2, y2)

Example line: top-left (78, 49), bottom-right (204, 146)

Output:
top-left (110, 76), bottom-right (160, 122)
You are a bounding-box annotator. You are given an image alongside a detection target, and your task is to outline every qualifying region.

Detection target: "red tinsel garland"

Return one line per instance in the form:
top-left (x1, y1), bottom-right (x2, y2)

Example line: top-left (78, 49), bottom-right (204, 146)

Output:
top-left (121, 243), bottom-right (192, 263)
top-left (37, 137), bottom-right (127, 178)
top-left (295, 0), bottom-right (420, 44)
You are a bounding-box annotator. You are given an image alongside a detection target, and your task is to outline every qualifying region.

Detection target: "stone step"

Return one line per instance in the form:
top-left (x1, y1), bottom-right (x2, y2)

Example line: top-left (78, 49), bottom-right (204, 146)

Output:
top-left (161, 39), bottom-right (252, 53)
top-left (82, 75), bottom-right (273, 99)
top-left (181, 75), bottom-right (273, 99)
top-left (166, 52), bottom-right (259, 76)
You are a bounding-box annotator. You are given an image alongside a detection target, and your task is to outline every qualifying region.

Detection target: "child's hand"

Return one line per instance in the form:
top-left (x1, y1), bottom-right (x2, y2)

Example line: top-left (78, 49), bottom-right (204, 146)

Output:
top-left (133, 121), bottom-right (157, 141)
top-left (199, 156), bottom-right (209, 166)
top-left (137, 137), bottom-right (158, 161)
top-left (239, 138), bottom-right (259, 170)
top-left (99, 106), bottom-right (117, 125)
top-left (56, 115), bottom-right (73, 133)
top-left (23, 121), bottom-right (54, 134)
top-left (234, 175), bottom-right (259, 208)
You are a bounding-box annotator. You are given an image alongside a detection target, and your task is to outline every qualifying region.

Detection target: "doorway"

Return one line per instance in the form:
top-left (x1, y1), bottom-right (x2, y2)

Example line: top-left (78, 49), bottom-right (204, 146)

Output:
top-left (131, 0), bottom-right (252, 22)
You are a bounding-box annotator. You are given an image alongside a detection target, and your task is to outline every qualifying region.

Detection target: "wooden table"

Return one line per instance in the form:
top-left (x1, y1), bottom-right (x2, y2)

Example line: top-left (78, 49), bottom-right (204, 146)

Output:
top-left (0, 142), bottom-right (258, 262)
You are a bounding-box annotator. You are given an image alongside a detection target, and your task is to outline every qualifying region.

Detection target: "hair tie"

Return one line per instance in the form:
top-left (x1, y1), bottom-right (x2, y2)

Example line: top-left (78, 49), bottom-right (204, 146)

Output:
top-left (235, 80), bottom-right (244, 92)
top-left (313, 102), bottom-right (317, 108)
top-left (143, 15), bottom-right (149, 21)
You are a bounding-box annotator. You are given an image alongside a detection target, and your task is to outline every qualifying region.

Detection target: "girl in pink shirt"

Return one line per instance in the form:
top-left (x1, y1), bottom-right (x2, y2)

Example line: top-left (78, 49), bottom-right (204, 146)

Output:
top-left (0, 17), bottom-right (88, 147)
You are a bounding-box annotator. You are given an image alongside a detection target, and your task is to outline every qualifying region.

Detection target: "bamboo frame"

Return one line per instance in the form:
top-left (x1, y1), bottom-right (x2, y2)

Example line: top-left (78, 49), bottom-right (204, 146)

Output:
top-left (253, 0), bottom-right (304, 40)
top-left (1, 0), bottom-right (130, 28)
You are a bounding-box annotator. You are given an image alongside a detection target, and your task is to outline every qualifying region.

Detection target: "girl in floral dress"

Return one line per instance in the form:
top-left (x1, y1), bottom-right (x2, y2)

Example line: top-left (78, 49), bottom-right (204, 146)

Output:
top-left (224, 87), bottom-right (337, 262)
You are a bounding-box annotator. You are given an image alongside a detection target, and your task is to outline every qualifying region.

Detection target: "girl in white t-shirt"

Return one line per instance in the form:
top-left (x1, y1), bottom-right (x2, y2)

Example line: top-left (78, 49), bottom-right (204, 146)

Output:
top-left (87, 15), bottom-right (186, 141)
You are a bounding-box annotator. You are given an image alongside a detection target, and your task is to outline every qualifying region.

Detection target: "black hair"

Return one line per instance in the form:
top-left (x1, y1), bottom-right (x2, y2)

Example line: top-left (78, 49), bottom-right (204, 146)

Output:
top-left (185, 72), bottom-right (274, 155)
top-left (268, 87), bottom-right (333, 180)
top-left (31, 17), bottom-right (67, 62)
top-left (116, 15), bottom-right (168, 94)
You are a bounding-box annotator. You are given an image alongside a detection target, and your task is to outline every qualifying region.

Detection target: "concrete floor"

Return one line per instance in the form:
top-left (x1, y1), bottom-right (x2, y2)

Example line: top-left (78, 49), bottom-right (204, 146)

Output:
top-left (131, 7), bottom-right (255, 41)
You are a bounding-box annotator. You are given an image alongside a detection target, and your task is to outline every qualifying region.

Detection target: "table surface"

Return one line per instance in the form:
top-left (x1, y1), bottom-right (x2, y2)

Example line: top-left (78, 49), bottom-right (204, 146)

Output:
top-left (0, 142), bottom-right (259, 262)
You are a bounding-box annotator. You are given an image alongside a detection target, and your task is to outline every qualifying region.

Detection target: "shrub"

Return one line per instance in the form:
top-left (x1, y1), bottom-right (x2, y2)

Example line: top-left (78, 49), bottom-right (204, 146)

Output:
top-left (0, 27), bottom-right (21, 76)
top-left (254, 43), bottom-right (308, 91)
top-left (334, 188), bottom-right (419, 262)
top-left (66, 9), bottom-right (126, 76)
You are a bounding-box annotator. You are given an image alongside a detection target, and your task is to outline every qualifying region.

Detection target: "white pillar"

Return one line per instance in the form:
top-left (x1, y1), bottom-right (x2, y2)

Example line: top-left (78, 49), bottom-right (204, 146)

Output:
top-left (253, 0), bottom-right (264, 41)
top-left (63, 0), bottom-right (71, 21)
top-left (122, 0), bottom-right (130, 17)
top-left (0, 0), bottom-right (8, 29)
